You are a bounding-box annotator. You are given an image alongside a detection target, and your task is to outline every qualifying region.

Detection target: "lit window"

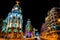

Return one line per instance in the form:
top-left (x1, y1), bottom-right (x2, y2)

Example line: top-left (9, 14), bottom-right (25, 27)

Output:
top-left (14, 7), bottom-right (18, 10)
top-left (17, 14), bottom-right (20, 18)
top-left (10, 15), bottom-right (12, 17)
top-left (14, 29), bottom-right (18, 32)
top-left (19, 30), bottom-right (22, 32)
top-left (10, 23), bottom-right (12, 28)
top-left (2, 26), bottom-right (6, 32)
top-left (52, 25), bottom-right (56, 30)
top-left (14, 23), bottom-right (17, 28)
top-left (8, 29), bottom-right (12, 32)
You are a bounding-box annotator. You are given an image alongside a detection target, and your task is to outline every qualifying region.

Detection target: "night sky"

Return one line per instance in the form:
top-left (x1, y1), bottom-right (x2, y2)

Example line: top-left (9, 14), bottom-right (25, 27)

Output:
top-left (0, 0), bottom-right (59, 32)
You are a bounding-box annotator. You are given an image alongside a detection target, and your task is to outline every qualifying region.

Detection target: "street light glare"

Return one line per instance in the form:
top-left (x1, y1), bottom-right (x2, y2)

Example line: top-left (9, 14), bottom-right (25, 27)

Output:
top-left (57, 18), bottom-right (60, 22)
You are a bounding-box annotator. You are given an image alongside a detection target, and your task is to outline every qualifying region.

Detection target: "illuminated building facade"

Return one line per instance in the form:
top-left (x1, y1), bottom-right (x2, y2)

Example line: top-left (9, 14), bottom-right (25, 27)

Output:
top-left (1, 1), bottom-right (23, 39)
top-left (25, 19), bottom-right (33, 38)
top-left (0, 1), bottom-right (39, 40)
top-left (40, 7), bottom-right (60, 40)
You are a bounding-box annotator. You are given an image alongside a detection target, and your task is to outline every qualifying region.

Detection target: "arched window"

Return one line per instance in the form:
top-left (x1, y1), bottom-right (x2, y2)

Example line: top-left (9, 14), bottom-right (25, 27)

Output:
top-left (19, 30), bottom-right (22, 33)
top-left (14, 29), bottom-right (18, 32)
top-left (8, 29), bottom-right (12, 33)
top-left (10, 23), bottom-right (12, 28)
top-left (14, 23), bottom-right (17, 28)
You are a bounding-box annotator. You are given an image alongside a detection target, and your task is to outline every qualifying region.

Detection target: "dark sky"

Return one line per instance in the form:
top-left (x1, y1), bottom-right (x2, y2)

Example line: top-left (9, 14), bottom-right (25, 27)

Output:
top-left (0, 0), bottom-right (59, 32)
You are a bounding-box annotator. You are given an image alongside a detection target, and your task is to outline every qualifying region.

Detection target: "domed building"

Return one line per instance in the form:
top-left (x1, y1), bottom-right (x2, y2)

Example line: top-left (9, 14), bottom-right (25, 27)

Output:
top-left (0, 1), bottom-right (39, 40)
top-left (1, 1), bottom-right (23, 39)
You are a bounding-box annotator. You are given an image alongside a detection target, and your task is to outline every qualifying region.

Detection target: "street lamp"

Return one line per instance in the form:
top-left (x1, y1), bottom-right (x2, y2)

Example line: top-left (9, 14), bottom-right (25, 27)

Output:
top-left (57, 18), bottom-right (60, 22)
top-left (52, 25), bottom-right (56, 30)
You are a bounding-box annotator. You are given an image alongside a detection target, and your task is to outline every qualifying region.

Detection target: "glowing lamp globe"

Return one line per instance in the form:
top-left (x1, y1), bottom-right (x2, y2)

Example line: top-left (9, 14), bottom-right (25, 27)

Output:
top-left (35, 30), bottom-right (39, 37)
top-left (52, 25), bottom-right (56, 30)
top-left (57, 18), bottom-right (60, 22)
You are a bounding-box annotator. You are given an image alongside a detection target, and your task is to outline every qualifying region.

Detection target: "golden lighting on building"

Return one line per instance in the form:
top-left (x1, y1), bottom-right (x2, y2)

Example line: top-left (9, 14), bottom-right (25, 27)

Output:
top-left (48, 27), bottom-right (51, 29)
top-left (45, 16), bottom-right (49, 21)
top-left (16, 1), bottom-right (20, 5)
top-left (57, 18), bottom-right (60, 22)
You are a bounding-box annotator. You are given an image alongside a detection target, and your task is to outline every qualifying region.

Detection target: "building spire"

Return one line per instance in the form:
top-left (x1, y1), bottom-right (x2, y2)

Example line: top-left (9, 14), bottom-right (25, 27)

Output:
top-left (16, 1), bottom-right (20, 6)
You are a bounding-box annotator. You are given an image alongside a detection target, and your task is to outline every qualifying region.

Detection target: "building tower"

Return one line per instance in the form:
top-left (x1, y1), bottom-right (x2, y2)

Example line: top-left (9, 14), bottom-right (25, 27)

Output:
top-left (1, 1), bottom-right (23, 38)
top-left (25, 19), bottom-right (33, 38)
